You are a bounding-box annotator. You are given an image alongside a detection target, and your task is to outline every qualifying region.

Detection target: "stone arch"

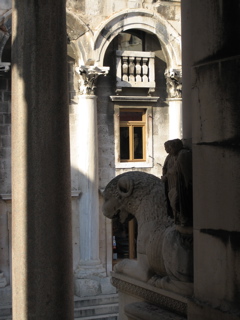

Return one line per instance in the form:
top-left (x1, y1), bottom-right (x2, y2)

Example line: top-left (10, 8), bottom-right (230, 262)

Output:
top-left (93, 9), bottom-right (181, 68)
top-left (66, 10), bottom-right (91, 63)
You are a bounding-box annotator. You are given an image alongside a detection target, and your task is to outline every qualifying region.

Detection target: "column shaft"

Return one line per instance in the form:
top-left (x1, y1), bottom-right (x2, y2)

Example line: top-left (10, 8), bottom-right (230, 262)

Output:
top-left (181, 0), bottom-right (192, 142)
top-left (77, 95), bottom-right (100, 264)
top-left (11, 1), bottom-right (73, 319)
top-left (168, 98), bottom-right (182, 139)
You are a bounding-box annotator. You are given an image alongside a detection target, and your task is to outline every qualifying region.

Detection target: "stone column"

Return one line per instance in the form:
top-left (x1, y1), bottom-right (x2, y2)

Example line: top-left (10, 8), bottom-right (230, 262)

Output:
top-left (76, 94), bottom-right (104, 271)
top-left (11, 1), bottom-right (73, 319)
top-left (181, 0), bottom-right (192, 144)
top-left (181, 1), bottom-right (240, 318)
top-left (73, 66), bottom-right (114, 297)
top-left (168, 98), bottom-right (182, 139)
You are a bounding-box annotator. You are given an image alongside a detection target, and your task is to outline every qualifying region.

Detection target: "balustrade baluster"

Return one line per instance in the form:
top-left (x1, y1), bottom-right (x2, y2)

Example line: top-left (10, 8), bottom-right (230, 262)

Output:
top-left (129, 56), bottom-right (135, 82)
top-left (135, 57), bottom-right (142, 82)
top-left (142, 57), bottom-right (149, 82)
top-left (122, 56), bottom-right (129, 81)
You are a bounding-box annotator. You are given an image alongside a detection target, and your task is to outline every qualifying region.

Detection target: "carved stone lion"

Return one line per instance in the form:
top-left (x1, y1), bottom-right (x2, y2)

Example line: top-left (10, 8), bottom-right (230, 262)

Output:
top-left (103, 171), bottom-right (193, 296)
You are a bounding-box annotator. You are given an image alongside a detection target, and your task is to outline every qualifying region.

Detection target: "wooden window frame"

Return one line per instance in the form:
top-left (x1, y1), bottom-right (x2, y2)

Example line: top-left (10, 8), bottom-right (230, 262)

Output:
top-left (114, 105), bottom-right (153, 169)
top-left (120, 108), bottom-right (146, 162)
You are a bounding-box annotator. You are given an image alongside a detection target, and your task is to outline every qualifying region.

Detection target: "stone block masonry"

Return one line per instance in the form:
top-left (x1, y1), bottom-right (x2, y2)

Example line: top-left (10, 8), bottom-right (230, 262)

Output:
top-left (0, 73), bottom-right (11, 195)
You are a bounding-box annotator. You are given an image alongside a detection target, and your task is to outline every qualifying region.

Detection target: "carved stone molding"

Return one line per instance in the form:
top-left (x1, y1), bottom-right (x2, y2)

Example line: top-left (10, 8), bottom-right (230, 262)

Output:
top-left (165, 68), bottom-right (182, 98)
top-left (111, 273), bottom-right (188, 316)
top-left (110, 95), bottom-right (159, 102)
top-left (75, 65), bottom-right (109, 95)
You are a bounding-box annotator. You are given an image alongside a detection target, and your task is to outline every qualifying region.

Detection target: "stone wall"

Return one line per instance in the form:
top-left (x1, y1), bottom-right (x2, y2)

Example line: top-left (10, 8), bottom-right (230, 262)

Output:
top-left (0, 73), bottom-right (11, 196)
top-left (0, 73), bottom-right (11, 288)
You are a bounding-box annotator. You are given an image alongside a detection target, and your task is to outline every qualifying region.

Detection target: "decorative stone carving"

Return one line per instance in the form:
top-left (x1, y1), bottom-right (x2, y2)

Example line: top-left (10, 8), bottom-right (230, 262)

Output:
top-left (142, 0), bottom-right (159, 9)
top-left (111, 274), bottom-right (188, 316)
top-left (0, 61), bottom-right (10, 72)
top-left (75, 65), bottom-right (109, 95)
top-left (103, 171), bottom-right (193, 296)
top-left (162, 139), bottom-right (193, 228)
top-left (165, 68), bottom-right (182, 98)
top-left (0, 20), bottom-right (11, 72)
top-left (125, 302), bottom-right (186, 320)
top-left (116, 51), bottom-right (155, 95)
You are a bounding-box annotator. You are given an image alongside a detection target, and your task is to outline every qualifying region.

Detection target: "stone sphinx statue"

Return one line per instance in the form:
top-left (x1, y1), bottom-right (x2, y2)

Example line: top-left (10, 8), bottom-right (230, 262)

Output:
top-left (103, 171), bottom-right (193, 296)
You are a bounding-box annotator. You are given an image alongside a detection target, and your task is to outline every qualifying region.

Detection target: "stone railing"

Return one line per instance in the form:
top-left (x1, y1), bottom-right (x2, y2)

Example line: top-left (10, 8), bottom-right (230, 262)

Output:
top-left (116, 50), bottom-right (155, 94)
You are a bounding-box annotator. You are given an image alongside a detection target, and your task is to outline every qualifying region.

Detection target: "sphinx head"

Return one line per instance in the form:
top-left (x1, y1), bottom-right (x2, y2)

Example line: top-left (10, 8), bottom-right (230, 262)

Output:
top-left (102, 174), bottom-right (134, 223)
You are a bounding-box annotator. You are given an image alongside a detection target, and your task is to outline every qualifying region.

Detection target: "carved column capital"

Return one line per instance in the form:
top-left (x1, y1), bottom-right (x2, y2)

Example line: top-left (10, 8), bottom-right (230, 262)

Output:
top-left (0, 22), bottom-right (11, 72)
top-left (75, 65), bottom-right (109, 95)
top-left (165, 68), bottom-right (182, 98)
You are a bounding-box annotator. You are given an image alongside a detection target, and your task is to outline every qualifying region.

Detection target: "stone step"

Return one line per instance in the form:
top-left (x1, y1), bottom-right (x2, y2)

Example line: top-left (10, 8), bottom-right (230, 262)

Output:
top-left (74, 314), bottom-right (118, 320)
top-left (0, 305), bottom-right (11, 318)
top-left (0, 313), bottom-right (118, 320)
top-left (74, 294), bottom-right (119, 308)
top-left (74, 303), bottom-right (118, 318)
top-left (73, 293), bottom-right (119, 319)
top-left (0, 294), bottom-right (119, 320)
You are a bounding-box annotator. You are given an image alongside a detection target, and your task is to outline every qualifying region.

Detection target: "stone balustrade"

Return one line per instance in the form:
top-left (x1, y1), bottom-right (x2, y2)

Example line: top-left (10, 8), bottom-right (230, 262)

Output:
top-left (116, 50), bottom-right (155, 94)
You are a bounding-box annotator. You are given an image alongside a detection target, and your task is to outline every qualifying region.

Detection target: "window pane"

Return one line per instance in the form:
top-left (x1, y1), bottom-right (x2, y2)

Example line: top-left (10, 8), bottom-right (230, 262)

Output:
top-left (120, 112), bottom-right (143, 121)
top-left (120, 127), bottom-right (129, 160)
top-left (134, 127), bottom-right (143, 159)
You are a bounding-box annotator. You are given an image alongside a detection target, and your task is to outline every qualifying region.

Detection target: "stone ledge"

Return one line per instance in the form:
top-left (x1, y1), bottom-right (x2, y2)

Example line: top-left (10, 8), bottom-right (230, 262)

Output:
top-left (0, 194), bottom-right (11, 201)
top-left (110, 96), bottom-right (159, 102)
top-left (111, 272), bottom-right (188, 316)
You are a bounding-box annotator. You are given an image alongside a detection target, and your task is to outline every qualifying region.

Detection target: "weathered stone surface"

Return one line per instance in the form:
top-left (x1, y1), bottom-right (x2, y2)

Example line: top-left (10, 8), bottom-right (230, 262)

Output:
top-left (0, 273), bottom-right (7, 288)
top-left (0, 286), bottom-right (11, 305)
top-left (188, 298), bottom-right (240, 320)
top-left (125, 302), bottom-right (186, 320)
top-left (193, 230), bottom-right (240, 311)
top-left (192, 58), bottom-right (240, 144)
top-left (66, 11), bottom-right (89, 41)
top-left (193, 145), bottom-right (240, 231)
top-left (100, 277), bottom-right (117, 295)
top-left (75, 279), bottom-right (101, 297)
